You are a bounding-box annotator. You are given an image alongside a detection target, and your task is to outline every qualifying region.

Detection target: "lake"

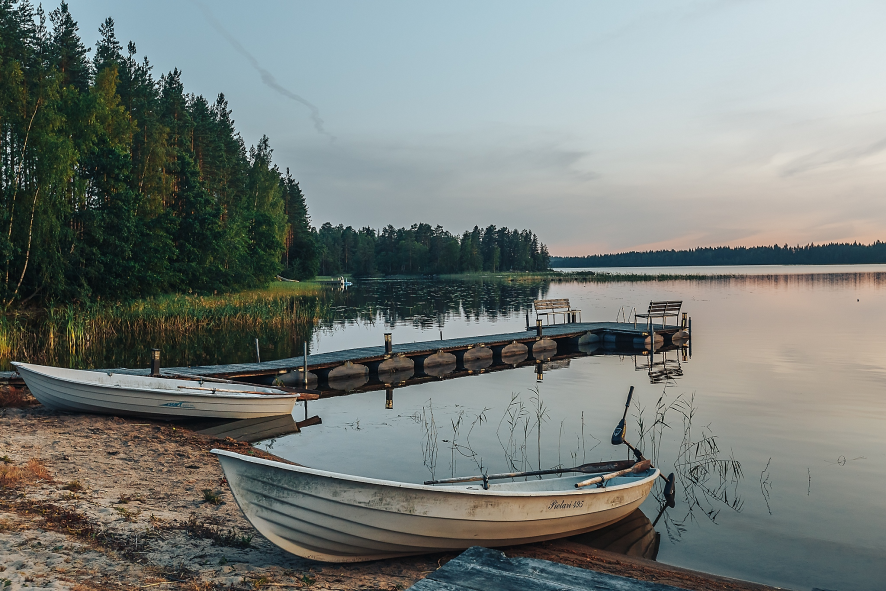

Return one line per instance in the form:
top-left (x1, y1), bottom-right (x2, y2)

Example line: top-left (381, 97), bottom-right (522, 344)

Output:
top-left (256, 268), bottom-right (885, 591)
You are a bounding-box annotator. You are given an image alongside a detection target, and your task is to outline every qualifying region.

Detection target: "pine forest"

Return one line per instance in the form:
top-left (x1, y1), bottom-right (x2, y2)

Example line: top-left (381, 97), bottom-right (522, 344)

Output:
top-left (0, 1), bottom-right (549, 310)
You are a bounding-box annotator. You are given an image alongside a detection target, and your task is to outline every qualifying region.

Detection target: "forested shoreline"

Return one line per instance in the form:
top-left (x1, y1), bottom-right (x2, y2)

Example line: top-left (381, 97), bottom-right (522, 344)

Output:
top-left (316, 223), bottom-right (549, 276)
top-left (552, 242), bottom-right (886, 268)
top-left (0, 2), bottom-right (549, 309)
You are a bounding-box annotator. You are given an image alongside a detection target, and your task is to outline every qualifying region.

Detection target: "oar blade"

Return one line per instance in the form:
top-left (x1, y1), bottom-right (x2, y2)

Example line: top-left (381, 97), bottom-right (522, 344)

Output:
top-left (664, 472), bottom-right (676, 508)
top-left (611, 419), bottom-right (626, 445)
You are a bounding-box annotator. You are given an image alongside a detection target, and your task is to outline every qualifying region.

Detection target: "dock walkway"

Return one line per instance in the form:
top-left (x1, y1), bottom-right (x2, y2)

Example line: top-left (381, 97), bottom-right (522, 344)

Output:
top-left (0, 321), bottom-right (687, 385)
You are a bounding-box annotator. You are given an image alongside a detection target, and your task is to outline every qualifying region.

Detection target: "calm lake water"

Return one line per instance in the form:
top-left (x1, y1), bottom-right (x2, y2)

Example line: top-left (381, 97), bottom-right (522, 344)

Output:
top-left (254, 269), bottom-right (886, 591)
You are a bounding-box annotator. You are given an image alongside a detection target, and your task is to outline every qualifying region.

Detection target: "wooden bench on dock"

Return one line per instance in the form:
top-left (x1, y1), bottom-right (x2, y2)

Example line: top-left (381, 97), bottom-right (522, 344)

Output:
top-left (635, 300), bottom-right (682, 330)
top-left (534, 299), bottom-right (581, 325)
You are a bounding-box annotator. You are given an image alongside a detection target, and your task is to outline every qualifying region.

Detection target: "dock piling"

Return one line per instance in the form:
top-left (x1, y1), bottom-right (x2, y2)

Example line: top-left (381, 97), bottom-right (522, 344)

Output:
top-left (150, 348), bottom-right (160, 377)
top-left (254, 338), bottom-right (261, 363)
top-left (536, 319), bottom-right (543, 337)
top-left (385, 387), bottom-right (394, 409)
top-left (384, 333), bottom-right (393, 354)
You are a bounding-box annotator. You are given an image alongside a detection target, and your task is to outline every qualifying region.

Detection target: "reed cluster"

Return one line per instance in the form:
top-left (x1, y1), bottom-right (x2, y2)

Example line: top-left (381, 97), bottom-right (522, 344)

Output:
top-left (0, 284), bottom-right (331, 369)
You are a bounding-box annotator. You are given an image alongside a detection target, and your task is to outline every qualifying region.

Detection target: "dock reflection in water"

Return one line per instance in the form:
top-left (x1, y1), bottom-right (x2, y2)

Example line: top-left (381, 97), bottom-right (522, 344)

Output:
top-left (303, 340), bottom-right (692, 401)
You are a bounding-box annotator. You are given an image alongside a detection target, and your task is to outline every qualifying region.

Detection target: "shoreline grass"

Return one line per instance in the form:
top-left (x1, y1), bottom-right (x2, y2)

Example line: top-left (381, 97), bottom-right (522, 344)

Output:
top-left (435, 270), bottom-right (739, 282)
top-left (0, 282), bottom-right (334, 370)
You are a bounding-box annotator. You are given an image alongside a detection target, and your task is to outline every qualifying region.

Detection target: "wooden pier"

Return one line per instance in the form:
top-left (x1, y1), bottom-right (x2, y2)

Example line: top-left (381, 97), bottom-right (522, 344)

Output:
top-left (150, 321), bottom-right (685, 388)
top-left (0, 320), bottom-right (690, 389)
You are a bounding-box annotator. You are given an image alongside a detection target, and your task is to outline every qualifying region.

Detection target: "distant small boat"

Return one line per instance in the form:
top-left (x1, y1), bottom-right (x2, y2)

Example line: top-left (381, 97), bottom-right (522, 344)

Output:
top-left (212, 449), bottom-right (659, 563)
top-left (12, 362), bottom-right (300, 420)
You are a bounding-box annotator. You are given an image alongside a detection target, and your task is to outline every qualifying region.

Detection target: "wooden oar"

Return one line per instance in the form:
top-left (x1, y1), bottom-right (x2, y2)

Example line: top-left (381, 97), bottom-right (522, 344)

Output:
top-left (575, 459), bottom-right (651, 489)
top-left (176, 385), bottom-right (319, 401)
top-left (423, 459), bottom-right (635, 486)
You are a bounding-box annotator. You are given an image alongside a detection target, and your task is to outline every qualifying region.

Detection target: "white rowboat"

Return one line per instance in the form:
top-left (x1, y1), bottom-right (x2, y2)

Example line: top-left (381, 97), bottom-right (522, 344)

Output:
top-left (212, 449), bottom-right (659, 563)
top-left (12, 362), bottom-right (299, 420)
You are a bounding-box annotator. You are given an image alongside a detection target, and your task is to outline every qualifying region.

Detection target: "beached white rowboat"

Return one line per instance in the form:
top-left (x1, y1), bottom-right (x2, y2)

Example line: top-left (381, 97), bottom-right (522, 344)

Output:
top-left (12, 362), bottom-right (298, 420)
top-left (212, 449), bottom-right (659, 563)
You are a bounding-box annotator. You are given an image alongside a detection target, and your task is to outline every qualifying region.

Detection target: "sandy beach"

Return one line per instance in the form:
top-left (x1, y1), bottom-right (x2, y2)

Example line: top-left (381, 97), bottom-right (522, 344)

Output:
top-left (0, 386), bottom-right (777, 591)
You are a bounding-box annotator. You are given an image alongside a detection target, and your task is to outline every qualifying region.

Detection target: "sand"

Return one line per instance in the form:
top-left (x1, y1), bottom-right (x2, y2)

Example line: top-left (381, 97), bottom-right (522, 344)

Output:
top-left (0, 389), bottom-right (779, 591)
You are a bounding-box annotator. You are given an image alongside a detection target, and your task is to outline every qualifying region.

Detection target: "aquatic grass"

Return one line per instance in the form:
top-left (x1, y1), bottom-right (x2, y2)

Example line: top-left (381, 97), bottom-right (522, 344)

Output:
top-left (1, 284), bottom-right (334, 370)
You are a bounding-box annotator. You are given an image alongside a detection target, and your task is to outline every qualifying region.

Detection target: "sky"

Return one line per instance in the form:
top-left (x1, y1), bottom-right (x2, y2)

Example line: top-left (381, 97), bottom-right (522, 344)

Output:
top-left (64, 0), bottom-right (886, 256)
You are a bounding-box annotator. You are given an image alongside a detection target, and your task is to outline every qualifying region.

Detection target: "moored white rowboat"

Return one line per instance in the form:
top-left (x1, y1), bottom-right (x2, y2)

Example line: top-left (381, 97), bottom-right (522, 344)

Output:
top-left (212, 449), bottom-right (659, 563)
top-left (12, 362), bottom-right (299, 420)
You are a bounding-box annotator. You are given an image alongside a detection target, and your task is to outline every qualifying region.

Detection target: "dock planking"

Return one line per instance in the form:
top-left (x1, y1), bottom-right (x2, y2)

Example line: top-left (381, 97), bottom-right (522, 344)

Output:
top-left (0, 321), bottom-right (686, 385)
top-left (408, 546), bottom-right (686, 591)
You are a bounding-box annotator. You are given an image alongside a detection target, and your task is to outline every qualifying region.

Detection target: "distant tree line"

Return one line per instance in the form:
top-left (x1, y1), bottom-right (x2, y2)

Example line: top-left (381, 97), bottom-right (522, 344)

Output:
top-left (316, 224), bottom-right (550, 276)
top-left (0, 2), bottom-right (318, 307)
top-left (552, 242), bottom-right (886, 267)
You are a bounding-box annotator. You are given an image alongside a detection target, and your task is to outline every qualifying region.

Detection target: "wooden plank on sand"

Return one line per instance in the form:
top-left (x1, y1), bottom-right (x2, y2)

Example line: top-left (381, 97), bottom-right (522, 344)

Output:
top-left (408, 546), bottom-right (685, 591)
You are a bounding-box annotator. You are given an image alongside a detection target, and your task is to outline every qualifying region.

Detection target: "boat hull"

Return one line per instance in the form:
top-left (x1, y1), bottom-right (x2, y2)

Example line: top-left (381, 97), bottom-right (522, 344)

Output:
top-left (13, 363), bottom-right (297, 420)
top-left (213, 449), bottom-right (658, 562)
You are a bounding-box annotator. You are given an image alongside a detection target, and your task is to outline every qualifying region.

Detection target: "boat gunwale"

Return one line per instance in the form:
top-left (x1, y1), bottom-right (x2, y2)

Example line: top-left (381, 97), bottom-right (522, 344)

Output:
top-left (12, 362), bottom-right (299, 401)
top-left (212, 448), bottom-right (660, 498)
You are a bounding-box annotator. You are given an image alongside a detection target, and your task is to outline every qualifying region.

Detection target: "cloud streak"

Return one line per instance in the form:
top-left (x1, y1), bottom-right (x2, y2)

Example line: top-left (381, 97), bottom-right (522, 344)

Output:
top-left (192, 1), bottom-right (333, 140)
top-left (780, 136), bottom-right (886, 177)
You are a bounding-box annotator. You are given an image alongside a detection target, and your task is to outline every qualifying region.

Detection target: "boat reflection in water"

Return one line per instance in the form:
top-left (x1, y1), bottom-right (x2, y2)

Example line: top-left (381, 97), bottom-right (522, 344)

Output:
top-left (192, 412), bottom-right (321, 443)
top-left (568, 508), bottom-right (660, 560)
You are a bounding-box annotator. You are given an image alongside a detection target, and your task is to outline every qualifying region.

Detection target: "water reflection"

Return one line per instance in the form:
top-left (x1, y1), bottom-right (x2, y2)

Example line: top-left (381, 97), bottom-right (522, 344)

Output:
top-left (190, 411), bottom-right (321, 443)
top-left (569, 508), bottom-right (660, 560)
top-left (2, 277), bottom-right (551, 371)
top-left (636, 349), bottom-right (685, 383)
top-left (634, 391), bottom-right (744, 542)
top-left (245, 270), bottom-right (886, 591)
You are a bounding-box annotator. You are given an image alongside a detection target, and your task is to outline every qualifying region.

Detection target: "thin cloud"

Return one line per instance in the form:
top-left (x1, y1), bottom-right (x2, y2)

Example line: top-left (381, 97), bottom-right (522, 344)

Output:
top-left (781, 136), bottom-right (886, 177)
top-left (191, 1), bottom-right (334, 140)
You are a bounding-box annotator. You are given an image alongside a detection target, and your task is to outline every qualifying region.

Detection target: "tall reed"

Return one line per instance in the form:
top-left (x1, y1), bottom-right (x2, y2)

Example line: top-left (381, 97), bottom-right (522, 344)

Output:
top-left (0, 284), bottom-right (332, 370)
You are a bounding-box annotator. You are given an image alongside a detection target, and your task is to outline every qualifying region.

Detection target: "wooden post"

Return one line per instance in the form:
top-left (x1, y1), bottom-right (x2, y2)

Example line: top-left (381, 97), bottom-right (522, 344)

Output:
top-left (254, 338), bottom-right (261, 363)
top-left (525, 310), bottom-right (530, 331)
top-left (536, 319), bottom-right (543, 337)
top-left (303, 342), bottom-right (308, 390)
top-left (150, 348), bottom-right (160, 377)
top-left (385, 387), bottom-right (394, 410)
top-left (303, 339), bottom-right (309, 420)
top-left (384, 333), bottom-right (393, 354)
top-left (681, 312), bottom-right (687, 329)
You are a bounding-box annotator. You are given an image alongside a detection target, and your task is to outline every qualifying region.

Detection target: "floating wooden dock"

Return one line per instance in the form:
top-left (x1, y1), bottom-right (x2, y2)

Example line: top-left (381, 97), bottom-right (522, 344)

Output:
top-left (0, 321), bottom-right (689, 389)
top-left (147, 321), bottom-right (687, 391)
top-left (408, 545), bottom-right (684, 591)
